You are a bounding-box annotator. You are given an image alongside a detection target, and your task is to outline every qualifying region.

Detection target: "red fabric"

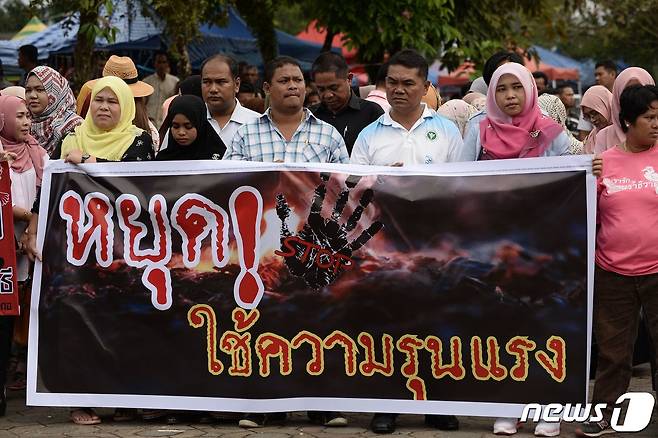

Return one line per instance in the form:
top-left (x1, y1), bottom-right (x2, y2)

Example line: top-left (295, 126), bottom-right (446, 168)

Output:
top-left (296, 21), bottom-right (357, 62)
top-left (0, 161), bottom-right (19, 315)
top-left (524, 59), bottom-right (579, 81)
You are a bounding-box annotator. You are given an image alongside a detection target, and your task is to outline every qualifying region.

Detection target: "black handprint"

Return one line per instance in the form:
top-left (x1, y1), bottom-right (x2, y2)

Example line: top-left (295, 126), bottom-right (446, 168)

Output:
top-left (276, 173), bottom-right (383, 289)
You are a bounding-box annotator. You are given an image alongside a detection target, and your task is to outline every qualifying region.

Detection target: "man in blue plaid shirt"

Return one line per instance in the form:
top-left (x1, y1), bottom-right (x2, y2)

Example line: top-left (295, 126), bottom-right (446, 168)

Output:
top-left (224, 56), bottom-right (349, 163)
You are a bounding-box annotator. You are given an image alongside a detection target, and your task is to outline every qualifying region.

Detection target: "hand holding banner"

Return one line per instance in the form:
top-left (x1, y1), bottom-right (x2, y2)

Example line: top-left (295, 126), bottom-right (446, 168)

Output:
top-left (28, 157), bottom-right (595, 417)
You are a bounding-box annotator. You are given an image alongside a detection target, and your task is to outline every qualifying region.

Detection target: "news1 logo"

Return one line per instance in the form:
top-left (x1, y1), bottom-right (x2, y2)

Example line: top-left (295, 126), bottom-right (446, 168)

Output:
top-left (521, 392), bottom-right (655, 432)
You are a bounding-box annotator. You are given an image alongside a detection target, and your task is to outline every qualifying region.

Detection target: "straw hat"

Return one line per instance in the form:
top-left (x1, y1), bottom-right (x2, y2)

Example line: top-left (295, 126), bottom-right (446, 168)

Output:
top-left (421, 83), bottom-right (441, 111)
top-left (89, 55), bottom-right (154, 98)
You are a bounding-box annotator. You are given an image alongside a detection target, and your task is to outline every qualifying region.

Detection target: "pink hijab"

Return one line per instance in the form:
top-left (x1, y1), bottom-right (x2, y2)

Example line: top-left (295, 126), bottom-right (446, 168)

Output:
top-left (580, 85), bottom-right (612, 154)
top-left (437, 99), bottom-right (477, 137)
top-left (0, 95), bottom-right (46, 185)
top-left (480, 63), bottom-right (562, 159)
top-left (594, 67), bottom-right (654, 153)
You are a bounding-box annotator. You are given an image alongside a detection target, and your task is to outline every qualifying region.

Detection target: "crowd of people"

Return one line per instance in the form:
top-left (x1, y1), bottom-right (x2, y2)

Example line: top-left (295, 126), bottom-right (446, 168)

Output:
top-left (0, 42), bottom-right (656, 438)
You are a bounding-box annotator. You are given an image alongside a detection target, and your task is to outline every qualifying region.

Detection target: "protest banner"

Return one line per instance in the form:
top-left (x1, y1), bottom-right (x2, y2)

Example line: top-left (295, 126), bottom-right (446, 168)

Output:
top-left (28, 156), bottom-right (596, 417)
top-left (0, 161), bottom-right (19, 316)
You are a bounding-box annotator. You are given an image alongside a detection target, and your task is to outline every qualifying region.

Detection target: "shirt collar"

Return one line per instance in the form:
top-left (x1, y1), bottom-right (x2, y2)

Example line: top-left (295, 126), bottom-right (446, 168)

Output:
top-left (381, 103), bottom-right (433, 127)
top-left (367, 89), bottom-right (387, 99)
top-left (230, 99), bottom-right (255, 124)
top-left (346, 91), bottom-right (361, 110)
top-left (319, 91), bottom-right (361, 114)
top-left (263, 107), bottom-right (315, 125)
top-left (206, 98), bottom-right (252, 124)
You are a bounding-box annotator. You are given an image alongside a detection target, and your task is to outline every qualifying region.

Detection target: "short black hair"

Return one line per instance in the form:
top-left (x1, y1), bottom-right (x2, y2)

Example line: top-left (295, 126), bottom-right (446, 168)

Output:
top-left (311, 51), bottom-right (349, 80)
top-left (201, 54), bottom-right (239, 79)
top-left (483, 51), bottom-right (525, 85)
top-left (374, 62), bottom-right (388, 86)
top-left (154, 51), bottom-right (169, 61)
top-left (595, 60), bottom-right (617, 74)
top-left (556, 84), bottom-right (574, 95)
top-left (387, 49), bottom-right (428, 80)
top-left (532, 71), bottom-right (549, 83)
top-left (264, 56), bottom-right (302, 83)
top-left (18, 44), bottom-right (38, 63)
top-left (239, 81), bottom-right (255, 94)
top-left (619, 85), bottom-right (658, 132)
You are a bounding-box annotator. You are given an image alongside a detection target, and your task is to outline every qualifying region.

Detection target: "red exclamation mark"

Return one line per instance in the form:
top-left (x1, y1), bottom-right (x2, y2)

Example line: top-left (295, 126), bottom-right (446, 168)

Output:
top-left (229, 186), bottom-right (264, 309)
top-left (143, 265), bottom-right (172, 311)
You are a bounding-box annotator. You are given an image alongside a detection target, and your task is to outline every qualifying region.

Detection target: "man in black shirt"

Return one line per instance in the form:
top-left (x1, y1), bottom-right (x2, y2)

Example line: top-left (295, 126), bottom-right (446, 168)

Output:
top-left (311, 52), bottom-right (383, 154)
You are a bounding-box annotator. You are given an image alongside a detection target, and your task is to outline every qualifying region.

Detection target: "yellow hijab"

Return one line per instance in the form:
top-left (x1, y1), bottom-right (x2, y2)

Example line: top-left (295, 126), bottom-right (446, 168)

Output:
top-left (61, 76), bottom-right (143, 161)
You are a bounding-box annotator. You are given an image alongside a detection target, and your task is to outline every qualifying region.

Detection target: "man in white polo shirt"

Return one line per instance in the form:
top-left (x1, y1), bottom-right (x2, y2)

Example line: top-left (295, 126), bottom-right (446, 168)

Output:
top-left (350, 49), bottom-right (464, 166)
top-left (201, 54), bottom-right (260, 145)
top-left (350, 48), bottom-right (466, 435)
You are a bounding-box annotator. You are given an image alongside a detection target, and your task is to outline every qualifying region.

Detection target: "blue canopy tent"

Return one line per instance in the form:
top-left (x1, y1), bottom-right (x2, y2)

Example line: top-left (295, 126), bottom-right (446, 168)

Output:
top-left (0, 4), bottom-right (331, 79)
top-left (0, 1), bottom-right (162, 76)
top-left (198, 8), bottom-right (336, 70)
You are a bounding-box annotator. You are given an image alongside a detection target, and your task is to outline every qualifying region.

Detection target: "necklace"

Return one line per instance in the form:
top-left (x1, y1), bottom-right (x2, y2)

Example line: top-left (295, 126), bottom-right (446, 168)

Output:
top-left (621, 141), bottom-right (651, 153)
top-left (271, 110), bottom-right (305, 127)
top-left (271, 110), bottom-right (307, 144)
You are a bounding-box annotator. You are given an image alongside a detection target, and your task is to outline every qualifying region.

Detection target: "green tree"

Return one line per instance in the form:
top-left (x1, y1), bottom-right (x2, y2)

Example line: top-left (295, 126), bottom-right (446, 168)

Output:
top-left (272, 1), bottom-right (309, 36)
top-left (31, 0), bottom-right (118, 89)
top-left (140, 0), bottom-right (229, 78)
top-left (236, 0), bottom-right (580, 77)
top-left (538, 0), bottom-right (658, 75)
top-left (0, 0), bottom-right (47, 34)
top-left (234, 0), bottom-right (278, 62)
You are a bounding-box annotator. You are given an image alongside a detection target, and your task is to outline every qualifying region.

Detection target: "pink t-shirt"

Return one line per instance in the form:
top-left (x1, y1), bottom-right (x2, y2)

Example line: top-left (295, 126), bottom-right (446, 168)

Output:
top-left (596, 145), bottom-right (658, 275)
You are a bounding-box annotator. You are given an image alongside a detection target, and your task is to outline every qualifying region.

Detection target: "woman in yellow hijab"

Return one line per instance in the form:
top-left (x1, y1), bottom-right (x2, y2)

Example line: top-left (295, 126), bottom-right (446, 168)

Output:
top-left (60, 76), bottom-right (154, 163)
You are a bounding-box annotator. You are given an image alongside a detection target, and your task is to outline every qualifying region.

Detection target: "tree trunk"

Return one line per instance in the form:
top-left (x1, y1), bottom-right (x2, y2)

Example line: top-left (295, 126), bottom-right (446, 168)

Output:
top-left (174, 35), bottom-right (191, 79)
top-left (321, 27), bottom-right (336, 53)
top-left (236, 0), bottom-right (278, 63)
top-left (73, 9), bottom-right (100, 93)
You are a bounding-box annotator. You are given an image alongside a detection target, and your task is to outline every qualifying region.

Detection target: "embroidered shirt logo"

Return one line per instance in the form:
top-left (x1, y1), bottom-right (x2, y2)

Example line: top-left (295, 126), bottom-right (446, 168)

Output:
top-left (424, 155), bottom-right (433, 164)
top-left (427, 131), bottom-right (437, 140)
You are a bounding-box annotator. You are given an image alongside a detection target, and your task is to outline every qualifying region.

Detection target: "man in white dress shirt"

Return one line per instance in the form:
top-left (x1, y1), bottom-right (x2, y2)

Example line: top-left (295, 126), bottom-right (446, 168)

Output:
top-left (158, 55), bottom-right (260, 153)
top-left (201, 55), bottom-right (260, 146)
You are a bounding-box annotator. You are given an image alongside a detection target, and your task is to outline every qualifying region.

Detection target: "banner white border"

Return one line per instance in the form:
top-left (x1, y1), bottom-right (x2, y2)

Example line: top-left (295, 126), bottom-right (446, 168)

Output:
top-left (27, 155), bottom-right (597, 417)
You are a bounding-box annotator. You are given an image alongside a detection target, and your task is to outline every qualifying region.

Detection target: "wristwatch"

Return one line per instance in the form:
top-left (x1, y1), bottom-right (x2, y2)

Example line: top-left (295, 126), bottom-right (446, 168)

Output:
top-left (81, 153), bottom-right (90, 163)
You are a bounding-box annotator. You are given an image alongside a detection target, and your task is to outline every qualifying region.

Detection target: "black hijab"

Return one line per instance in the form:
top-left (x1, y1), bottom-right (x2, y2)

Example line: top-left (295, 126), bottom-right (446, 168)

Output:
top-left (156, 95), bottom-right (226, 161)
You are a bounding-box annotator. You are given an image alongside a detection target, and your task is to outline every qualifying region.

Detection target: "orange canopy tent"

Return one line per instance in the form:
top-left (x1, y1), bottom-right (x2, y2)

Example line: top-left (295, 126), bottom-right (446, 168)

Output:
top-left (524, 59), bottom-right (579, 81)
top-left (296, 21), bottom-right (357, 63)
top-left (435, 61), bottom-right (477, 87)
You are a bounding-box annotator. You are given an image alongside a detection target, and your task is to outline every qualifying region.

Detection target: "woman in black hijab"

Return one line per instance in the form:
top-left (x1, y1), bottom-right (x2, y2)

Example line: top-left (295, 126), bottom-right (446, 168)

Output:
top-left (156, 95), bottom-right (226, 160)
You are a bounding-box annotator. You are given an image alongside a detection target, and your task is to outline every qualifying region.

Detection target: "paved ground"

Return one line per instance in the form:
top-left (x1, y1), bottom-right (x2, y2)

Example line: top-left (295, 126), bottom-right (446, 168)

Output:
top-left (1, 366), bottom-right (656, 438)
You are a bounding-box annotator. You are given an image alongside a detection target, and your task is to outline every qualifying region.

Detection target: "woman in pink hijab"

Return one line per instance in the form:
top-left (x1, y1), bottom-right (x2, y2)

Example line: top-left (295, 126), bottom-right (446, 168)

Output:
top-left (0, 95), bottom-right (48, 397)
top-left (594, 67), bottom-right (654, 153)
top-left (467, 64), bottom-right (569, 437)
top-left (462, 63), bottom-right (569, 161)
top-left (0, 95), bottom-right (47, 231)
top-left (581, 85), bottom-right (613, 154)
